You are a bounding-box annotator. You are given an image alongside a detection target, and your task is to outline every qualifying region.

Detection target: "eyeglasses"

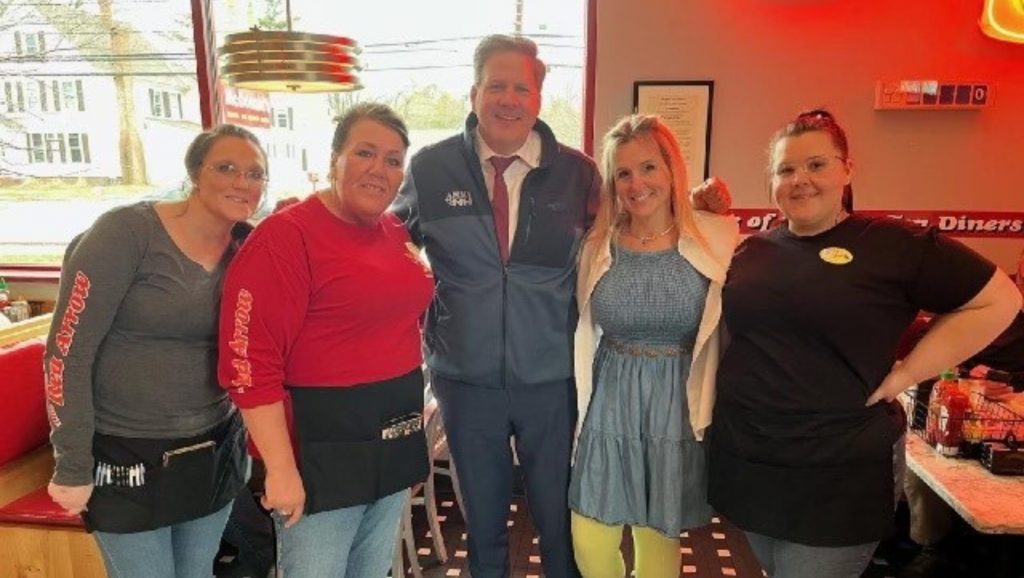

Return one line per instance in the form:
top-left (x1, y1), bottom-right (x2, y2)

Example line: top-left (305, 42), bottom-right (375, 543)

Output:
top-left (204, 162), bottom-right (268, 186)
top-left (772, 155), bottom-right (846, 182)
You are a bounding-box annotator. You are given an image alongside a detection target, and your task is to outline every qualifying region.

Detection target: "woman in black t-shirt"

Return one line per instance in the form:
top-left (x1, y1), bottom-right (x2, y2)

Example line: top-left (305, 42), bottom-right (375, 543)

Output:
top-left (707, 110), bottom-right (1022, 578)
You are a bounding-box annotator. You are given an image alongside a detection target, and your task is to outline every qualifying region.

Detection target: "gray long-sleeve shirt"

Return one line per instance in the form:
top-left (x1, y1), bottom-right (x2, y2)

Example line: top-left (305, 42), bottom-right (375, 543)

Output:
top-left (45, 202), bottom-right (234, 485)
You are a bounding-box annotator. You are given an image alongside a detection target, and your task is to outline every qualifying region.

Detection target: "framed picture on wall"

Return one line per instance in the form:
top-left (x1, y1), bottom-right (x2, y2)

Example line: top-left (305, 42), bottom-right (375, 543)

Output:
top-left (632, 81), bottom-right (714, 189)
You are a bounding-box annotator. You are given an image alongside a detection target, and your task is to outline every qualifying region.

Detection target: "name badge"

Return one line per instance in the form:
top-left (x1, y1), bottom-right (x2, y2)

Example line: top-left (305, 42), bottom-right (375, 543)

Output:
top-left (819, 247), bottom-right (853, 265)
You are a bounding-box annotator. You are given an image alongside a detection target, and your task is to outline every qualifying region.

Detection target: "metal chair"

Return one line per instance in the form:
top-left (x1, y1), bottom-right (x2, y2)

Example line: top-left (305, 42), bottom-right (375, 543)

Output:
top-left (392, 395), bottom-right (465, 577)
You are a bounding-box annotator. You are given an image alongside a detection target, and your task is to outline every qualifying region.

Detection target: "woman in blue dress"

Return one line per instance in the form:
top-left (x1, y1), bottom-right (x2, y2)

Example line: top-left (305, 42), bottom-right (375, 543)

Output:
top-left (570, 114), bottom-right (738, 578)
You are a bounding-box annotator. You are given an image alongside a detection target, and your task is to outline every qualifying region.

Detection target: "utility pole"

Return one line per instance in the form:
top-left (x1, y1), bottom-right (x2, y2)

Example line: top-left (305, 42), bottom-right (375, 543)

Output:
top-left (514, 0), bottom-right (523, 34)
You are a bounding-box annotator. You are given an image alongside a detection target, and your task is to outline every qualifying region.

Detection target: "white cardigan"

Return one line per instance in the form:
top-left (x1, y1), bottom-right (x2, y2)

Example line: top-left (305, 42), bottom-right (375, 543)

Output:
top-left (573, 212), bottom-right (739, 446)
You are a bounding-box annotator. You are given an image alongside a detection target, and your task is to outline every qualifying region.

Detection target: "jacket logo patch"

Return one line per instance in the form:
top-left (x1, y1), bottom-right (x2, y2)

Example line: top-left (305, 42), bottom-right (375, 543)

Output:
top-left (444, 190), bottom-right (473, 207)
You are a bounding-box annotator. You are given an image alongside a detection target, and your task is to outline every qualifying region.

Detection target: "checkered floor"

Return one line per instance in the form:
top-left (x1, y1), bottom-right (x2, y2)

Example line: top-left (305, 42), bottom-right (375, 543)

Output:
top-left (408, 496), bottom-right (767, 578)
top-left (215, 488), bottom-right (933, 577)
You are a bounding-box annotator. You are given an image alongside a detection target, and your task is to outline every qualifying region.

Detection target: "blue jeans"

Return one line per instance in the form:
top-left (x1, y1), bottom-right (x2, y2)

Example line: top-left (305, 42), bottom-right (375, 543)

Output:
top-left (745, 531), bottom-right (878, 578)
top-left (742, 436), bottom-right (905, 578)
top-left (275, 489), bottom-right (407, 578)
top-left (93, 501), bottom-right (233, 578)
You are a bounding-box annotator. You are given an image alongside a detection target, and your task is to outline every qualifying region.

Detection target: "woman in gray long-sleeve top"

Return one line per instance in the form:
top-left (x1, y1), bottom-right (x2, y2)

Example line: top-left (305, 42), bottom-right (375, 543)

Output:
top-left (44, 124), bottom-right (264, 578)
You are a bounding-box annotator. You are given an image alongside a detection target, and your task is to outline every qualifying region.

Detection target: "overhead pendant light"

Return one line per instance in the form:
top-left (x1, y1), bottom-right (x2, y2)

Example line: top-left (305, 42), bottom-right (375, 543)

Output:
top-left (218, 0), bottom-right (362, 93)
top-left (980, 0), bottom-right (1024, 44)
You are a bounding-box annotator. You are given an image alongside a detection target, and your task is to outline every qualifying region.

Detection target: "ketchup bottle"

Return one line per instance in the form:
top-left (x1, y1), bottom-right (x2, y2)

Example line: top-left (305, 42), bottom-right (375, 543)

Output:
top-left (936, 385), bottom-right (969, 456)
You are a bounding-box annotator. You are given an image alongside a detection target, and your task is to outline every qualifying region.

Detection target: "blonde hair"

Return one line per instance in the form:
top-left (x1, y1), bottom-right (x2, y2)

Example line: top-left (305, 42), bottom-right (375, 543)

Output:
top-left (587, 114), bottom-right (707, 256)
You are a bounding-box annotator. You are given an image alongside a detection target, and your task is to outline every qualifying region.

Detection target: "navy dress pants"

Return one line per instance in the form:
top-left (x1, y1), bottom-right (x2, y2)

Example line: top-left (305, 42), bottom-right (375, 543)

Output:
top-left (433, 375), bottom-right (581, 578)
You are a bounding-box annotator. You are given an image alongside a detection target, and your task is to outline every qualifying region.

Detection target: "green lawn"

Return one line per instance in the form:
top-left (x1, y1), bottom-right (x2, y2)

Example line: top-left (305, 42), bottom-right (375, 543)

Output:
top-left (1, 254), bottom-right (62, 265)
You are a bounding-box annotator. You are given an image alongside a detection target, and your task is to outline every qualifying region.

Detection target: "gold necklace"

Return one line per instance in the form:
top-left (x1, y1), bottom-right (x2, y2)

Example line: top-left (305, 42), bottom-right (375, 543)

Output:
top-left (628, 223), bottom-right (675, 245)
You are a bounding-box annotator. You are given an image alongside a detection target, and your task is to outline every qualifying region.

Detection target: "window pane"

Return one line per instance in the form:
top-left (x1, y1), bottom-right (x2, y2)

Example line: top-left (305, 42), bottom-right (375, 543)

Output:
top-left (0, 1), bottom-right (203, 265)
top-left (69, 133), bottom-right (83, 163)
top-left (212, 0), bottom-right (585, 209)
top-left (25, 82), bottom-right (40, 112)
top-left (61, 81), bottom-right (78, 111)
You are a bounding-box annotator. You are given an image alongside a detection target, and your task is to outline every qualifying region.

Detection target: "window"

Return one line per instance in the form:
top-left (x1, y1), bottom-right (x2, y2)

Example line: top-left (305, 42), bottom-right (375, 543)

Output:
top-left (67, 133), bottom-right (90, 163)
top-left (24, 133), bottom-right (90, 165)
top-left (1, 79), bottom-right (81, 114)
top-left (149, 88), bottom-right (163, 117)
top-left (54, 80), bottom-right (85, 112)
top-left (0, 1), bottom-right (585, 267)
top-left (149, 88), bottom-right (184, 119)
top-left (24, 82), bottom-right (41, 113)
top-left (3, 81), bottom-right (24, 113)
top-left (271, 107), bottom-right (293, 129)
top-left (25, 134), bottom-right (45, 163)
top-left (44, 133), bottom-right (65, 163)
top-left (1, 1), bottom-right (202, 265)
top-left (211, 0), bottom-right (586, 208)
top-left (15, 31), bottom-right (46, 56)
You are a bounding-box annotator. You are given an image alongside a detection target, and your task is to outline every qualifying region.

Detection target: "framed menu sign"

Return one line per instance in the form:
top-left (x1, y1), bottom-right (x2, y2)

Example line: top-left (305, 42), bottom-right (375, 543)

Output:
top-left (632, 81), bottom-right (714, 188)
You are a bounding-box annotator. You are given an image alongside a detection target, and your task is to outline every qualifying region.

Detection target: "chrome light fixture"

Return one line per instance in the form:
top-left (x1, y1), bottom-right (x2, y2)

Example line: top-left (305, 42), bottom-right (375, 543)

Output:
top-left (218, 0), bottom-right (362, 93)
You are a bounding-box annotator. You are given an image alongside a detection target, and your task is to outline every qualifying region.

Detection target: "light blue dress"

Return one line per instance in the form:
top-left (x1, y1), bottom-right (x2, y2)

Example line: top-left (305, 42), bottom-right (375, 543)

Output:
top-left (569, 245), bottom-right (712, 537)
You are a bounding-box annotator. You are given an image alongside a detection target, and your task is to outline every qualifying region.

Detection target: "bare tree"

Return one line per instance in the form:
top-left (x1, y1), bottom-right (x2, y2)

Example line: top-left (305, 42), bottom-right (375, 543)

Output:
top-left (327, 91), bottom-right (365, 121)
top-left (98, 0), bottom-right (147, 185)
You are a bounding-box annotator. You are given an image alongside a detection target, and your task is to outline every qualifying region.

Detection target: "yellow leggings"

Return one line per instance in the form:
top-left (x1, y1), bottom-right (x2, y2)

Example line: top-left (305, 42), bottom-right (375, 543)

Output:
top-left (571, 512), bottom-right (681, 578)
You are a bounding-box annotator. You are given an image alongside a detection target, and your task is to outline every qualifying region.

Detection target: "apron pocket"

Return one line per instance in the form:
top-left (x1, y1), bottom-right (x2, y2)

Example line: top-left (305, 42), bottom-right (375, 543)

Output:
top-left (153, 442), bottom-right (216, 526)
top-left (300, 431), bottom-right (429, 515)
top-left (85, 484), bottom-right (155, 533)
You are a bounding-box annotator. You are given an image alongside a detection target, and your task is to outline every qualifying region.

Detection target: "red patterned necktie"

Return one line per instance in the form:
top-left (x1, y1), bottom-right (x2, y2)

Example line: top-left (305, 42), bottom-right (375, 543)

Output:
top-left (489, 155), bottom-right (517, 263)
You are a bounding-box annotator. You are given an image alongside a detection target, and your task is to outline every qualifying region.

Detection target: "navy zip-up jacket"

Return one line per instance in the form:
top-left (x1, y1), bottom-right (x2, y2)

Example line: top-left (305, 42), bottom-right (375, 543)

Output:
top-left (394, 114), bottom-right (600, 388)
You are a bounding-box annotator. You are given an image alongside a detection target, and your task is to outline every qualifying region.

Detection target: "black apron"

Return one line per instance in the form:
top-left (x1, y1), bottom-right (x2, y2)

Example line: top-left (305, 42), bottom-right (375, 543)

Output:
top-left (83, 410), bottom-right (247, 534)
top-left (709, 399), bottom-right (905, 546)
top-left (288, 369), bottom-right (430, 515)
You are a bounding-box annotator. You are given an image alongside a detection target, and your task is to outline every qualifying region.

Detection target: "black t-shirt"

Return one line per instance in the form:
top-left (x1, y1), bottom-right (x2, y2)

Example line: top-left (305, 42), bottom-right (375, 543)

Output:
top-left (709, 215), bottom-right (995, 546)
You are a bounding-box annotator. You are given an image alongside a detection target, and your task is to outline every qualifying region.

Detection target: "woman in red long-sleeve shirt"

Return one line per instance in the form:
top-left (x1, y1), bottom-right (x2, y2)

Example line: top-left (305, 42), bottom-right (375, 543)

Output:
top-left (218, 103), bottom-right (434, 578)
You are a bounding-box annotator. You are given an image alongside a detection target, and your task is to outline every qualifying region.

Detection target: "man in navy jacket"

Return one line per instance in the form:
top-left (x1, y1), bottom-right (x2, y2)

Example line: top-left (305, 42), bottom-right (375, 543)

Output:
top-left (394, 34), bottom-right (596, 578)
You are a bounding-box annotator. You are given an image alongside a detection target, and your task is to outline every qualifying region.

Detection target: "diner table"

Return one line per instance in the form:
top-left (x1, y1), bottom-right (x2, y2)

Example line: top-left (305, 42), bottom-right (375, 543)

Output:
top-left (904, 433), bottom-right (1024, 576)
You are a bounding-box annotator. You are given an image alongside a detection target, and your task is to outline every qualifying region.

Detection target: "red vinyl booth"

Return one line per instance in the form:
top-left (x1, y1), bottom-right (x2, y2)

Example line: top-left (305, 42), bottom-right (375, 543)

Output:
top-left (0, 332), bottom-right (106, 577)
